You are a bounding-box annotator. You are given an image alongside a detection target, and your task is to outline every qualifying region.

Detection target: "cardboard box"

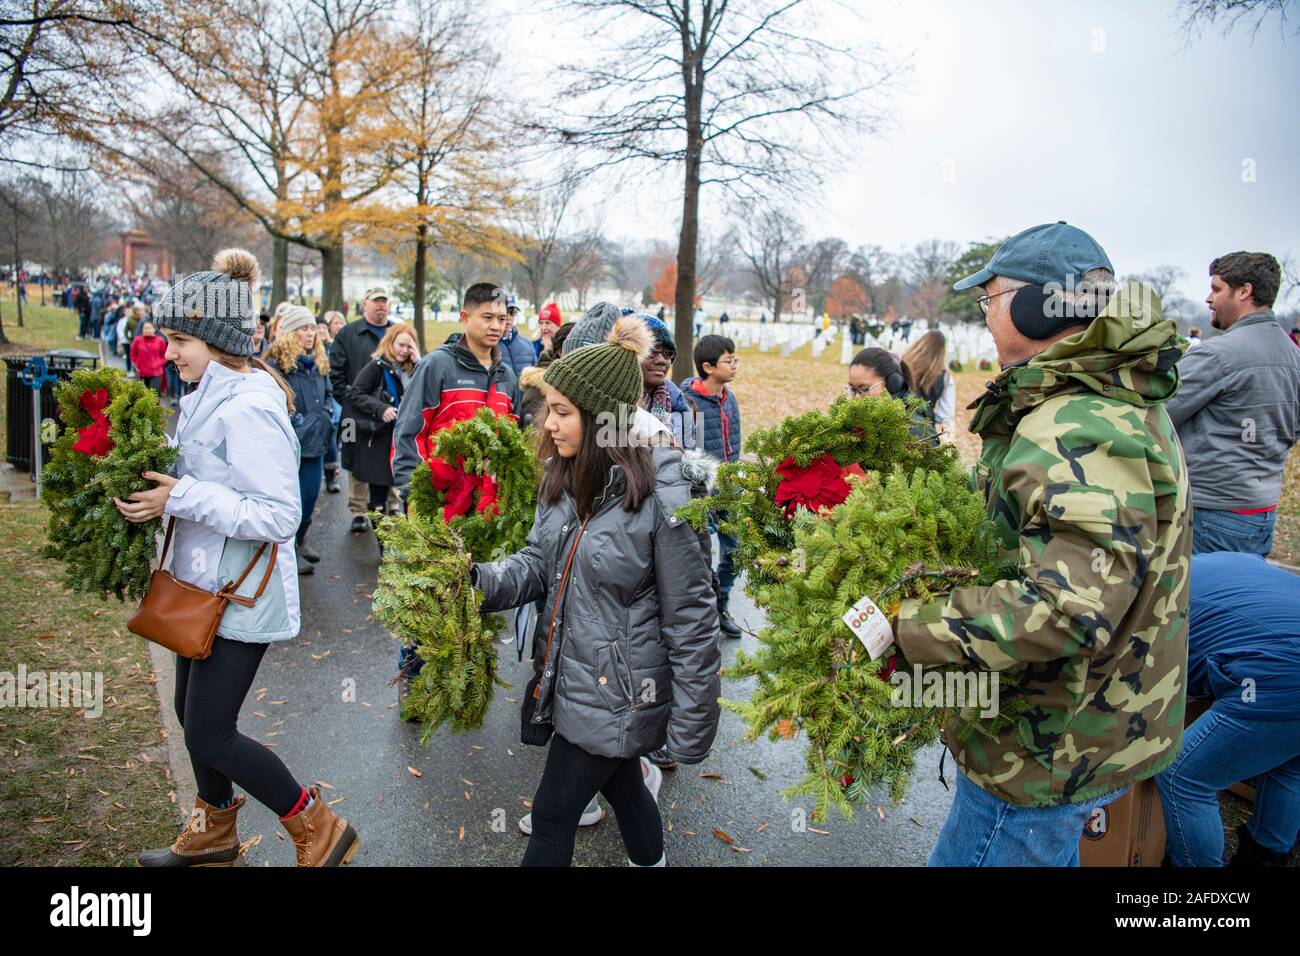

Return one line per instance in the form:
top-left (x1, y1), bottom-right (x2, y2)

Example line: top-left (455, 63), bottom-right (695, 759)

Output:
top-left (1079, 778), bottom-right (1166, 867)
top-left (1184, 697), bottom-right (1255, 802)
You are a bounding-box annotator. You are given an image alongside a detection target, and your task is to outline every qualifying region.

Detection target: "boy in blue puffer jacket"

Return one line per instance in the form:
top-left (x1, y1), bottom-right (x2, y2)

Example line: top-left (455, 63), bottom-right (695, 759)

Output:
top-left (680, 334), bottom-right (743, 640)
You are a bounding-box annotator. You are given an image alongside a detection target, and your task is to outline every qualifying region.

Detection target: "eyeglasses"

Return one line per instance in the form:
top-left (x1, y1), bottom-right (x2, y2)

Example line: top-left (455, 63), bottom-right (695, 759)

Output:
top-left (845, 380), bottom-right (885, 398)
top-left (977, 288), bottom-right (1018, 315)
top-left (648, 347), bottom-right (675, 361)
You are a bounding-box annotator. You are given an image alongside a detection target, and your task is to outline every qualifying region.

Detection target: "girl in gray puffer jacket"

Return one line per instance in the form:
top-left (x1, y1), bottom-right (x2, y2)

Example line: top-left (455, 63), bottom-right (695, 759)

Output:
top-left (472, 317), bottom-right (721, 867)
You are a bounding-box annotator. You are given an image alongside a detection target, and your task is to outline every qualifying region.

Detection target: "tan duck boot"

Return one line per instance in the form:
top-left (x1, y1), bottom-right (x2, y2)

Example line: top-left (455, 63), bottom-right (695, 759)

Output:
top-left (138, 794), bottom-right (247, 867)
top-left (280, 785), bottom-right (360, 867)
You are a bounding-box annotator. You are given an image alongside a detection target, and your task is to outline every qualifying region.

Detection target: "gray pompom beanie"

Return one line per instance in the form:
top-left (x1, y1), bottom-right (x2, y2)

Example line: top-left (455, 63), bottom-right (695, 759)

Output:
top-left (153, 248), bottom-right (260, 356)
top-left (562, 301), bottom-right (622, 354)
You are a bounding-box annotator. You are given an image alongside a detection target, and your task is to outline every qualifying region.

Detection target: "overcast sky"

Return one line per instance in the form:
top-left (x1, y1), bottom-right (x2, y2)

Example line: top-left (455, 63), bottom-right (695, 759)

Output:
top-left (504, 0), bottom-right (1299, 307)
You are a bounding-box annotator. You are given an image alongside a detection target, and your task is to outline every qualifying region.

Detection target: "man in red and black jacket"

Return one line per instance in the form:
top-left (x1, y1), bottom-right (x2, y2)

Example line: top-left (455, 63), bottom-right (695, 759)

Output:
top-left (390, 282), bottom-right (519, 699)
top-left (391, 281), bottom-right (521, 501)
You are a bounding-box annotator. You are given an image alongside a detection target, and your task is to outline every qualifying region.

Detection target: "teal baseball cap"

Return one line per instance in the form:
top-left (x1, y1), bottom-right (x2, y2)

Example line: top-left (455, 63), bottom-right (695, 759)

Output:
top-left (953, 221), bottom-right (1114, 291)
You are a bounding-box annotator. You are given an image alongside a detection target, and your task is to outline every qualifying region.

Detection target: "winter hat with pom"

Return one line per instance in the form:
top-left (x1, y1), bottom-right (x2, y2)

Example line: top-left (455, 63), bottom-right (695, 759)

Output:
top-left (277, 304), bottom-right (316, 336)
top-left (543, 316), bottom-right (651, 420)
top-left (562, 301), bottom-right (623, 354)
top-left (152, 248), bottom-right (260, 356)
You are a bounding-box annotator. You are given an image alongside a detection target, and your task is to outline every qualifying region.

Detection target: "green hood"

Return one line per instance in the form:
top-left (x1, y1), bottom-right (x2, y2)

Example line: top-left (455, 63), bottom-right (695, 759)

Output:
top-left (972, 282), bottom-right (1186, 432)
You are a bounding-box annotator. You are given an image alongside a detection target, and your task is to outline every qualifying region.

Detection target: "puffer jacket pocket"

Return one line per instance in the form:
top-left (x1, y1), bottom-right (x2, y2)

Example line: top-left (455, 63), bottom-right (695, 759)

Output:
top-left (594, 642), bottom-right (633, 715)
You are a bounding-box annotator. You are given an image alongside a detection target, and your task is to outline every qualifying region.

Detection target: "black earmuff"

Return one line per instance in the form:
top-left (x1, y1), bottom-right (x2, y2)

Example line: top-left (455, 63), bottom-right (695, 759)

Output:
top-left (1009, 284), bottom-right (1073, 339)
top-left (885, 368), bottom-right (907, 397)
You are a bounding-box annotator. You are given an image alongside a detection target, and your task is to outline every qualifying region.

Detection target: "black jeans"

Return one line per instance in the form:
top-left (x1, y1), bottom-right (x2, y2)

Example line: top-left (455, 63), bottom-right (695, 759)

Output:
top-left (174, 637), bottom-right (302, 815)
top-left (522, 733), bottom-right (663, 867)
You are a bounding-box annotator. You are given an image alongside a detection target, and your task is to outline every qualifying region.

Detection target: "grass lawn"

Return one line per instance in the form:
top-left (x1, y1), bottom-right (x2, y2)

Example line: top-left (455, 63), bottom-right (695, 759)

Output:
top-left (0, 502), bottom-right (178, 866)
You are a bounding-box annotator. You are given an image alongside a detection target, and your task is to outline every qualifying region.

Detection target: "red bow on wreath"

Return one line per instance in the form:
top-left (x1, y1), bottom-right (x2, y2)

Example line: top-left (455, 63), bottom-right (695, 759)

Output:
top-left (428, 455), bottom-right (500, 522)
top-left (773, 454), bottom-right (867, 517)
top-left (71, 388), bottom-right (115, 457)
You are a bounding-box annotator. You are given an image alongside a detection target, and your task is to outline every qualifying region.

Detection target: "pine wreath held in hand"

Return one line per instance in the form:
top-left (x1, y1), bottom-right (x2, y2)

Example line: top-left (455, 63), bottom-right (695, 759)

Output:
top-left (677, 394), bottom-right (960, 588)
top-left (372, 507), bottom-right (510, 741)
top-left (39, 366), bottom-right (178, 601)
top-left (406, 406), bottom-right (539, 561)
top-left (724, 467), bottom-right (1025, 822)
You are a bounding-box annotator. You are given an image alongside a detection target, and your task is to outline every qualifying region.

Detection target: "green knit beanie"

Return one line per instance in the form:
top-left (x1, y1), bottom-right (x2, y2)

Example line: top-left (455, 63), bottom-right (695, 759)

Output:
top-left (543, 315), bottom-right (651, 419)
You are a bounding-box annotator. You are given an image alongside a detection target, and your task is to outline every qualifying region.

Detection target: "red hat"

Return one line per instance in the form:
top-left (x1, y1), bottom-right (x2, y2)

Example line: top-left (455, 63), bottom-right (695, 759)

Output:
top-left (539, 302), bottom-right (562, 325)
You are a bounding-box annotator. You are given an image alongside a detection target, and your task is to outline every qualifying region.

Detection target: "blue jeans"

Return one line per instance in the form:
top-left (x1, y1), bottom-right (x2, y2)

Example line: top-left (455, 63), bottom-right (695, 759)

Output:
top-left (297, 455), bottom-right (324, 541)
top-left (1190, 507), bottom-right (1276, 557)
top-left (398, 643), bottom-right (423, 679)
top-left (929, 771), bottom-right (1129, 866)
top-left (165, 363), bottom-right (182, 401)
top-left (1156, 704), bottom-right (1300, 866)
top-left (717, 529), bottom-right (737, 595)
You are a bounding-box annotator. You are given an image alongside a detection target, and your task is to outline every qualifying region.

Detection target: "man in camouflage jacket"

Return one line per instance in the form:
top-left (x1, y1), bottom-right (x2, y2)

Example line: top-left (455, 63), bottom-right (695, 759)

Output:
top-left (893, 222), bottom-right (1192, 866)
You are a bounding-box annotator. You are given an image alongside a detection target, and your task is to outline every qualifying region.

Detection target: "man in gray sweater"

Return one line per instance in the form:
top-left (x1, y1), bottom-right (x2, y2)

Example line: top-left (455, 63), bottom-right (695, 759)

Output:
top-left (1167, 251), bottom-right (1300, 556)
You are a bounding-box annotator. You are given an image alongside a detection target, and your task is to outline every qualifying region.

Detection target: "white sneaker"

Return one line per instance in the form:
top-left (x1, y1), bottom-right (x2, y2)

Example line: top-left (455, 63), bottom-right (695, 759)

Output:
top-left (641, 757), bottom-right (662, 803)
top-left (518, 795), bottom-right (604, 835)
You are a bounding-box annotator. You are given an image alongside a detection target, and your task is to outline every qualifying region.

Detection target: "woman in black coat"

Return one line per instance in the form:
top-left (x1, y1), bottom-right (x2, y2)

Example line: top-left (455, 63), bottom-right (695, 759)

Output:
top-left (350, 323), bottom-right (420, 517)
top-left (266, 307), bottom-right (335, 573)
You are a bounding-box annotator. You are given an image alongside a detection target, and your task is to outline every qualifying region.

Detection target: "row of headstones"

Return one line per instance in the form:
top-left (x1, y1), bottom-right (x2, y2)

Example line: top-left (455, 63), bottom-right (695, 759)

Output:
top-left (700, 319), bottom-right (995, 366)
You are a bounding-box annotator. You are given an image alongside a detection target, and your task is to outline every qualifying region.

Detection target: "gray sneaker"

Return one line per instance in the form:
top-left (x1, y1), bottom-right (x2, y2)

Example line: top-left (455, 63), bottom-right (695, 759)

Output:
top-left (518, 795), bottom-right (604, 836)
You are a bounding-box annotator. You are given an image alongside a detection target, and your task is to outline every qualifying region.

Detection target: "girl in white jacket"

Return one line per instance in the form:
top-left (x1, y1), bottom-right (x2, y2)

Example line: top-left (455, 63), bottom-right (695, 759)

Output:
top-left (113, 249), bottom-right (360, 868)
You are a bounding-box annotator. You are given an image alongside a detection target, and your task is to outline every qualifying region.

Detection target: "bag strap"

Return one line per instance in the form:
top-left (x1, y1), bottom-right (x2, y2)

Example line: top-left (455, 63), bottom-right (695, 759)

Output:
top-left (158, 517), bottom-right (278, 609)
top-left (534, 515), bottom-right (590, 700)
top-left (157, 516), bottom-right (176, 570)
top-left (221, 542), bottom-right (278, 608)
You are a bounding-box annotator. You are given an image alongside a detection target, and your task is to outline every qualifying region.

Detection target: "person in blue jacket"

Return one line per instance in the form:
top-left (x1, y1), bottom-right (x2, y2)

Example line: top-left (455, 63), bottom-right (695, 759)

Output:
top-left (266, 305), bottom-right (335, 575)
top-left (1157, 551), bottom-right (1300, 866)
top-left (497, 293), bottom-right (538, 375)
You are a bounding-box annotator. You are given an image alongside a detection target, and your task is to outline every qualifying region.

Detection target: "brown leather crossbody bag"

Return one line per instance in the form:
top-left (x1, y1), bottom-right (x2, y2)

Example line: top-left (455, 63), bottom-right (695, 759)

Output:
top-left (127, 518), bottom-right (278, 660)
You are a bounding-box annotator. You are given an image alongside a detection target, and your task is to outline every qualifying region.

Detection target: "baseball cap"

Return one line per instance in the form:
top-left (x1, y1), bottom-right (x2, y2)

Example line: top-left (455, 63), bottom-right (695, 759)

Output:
top-left (363, 286), bottom-right (389, 301)
top-left (953, 221), bottom-right (1114, 291)
top-left (505, 293), bottom-right (518, 312)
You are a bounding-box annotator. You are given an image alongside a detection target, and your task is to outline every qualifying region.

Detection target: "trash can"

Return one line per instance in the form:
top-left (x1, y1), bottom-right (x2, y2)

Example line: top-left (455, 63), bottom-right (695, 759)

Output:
top-left (4, 349), bottom-right (99, 478)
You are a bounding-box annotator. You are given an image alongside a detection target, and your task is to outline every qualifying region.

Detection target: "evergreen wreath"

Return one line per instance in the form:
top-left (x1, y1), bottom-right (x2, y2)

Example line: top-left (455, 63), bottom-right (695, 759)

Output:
top-left (677, 395), bottom-right (960, 588)
top-left (372, 508), bottom-right (509, 741)
top-left (723, 467), bottom-right (1025, 822)
top-left (406, 407), bottom-right (539, 561)
top-left (39, 367), bottom-right (178, 601)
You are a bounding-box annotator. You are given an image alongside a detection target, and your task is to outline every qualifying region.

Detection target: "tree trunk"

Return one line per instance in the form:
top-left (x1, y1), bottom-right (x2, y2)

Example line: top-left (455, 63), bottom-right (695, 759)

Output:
top-left (271, 236), bottom-right (289, 310)
top-left (320, 244), bottom-right (344, 313)
top-left (673, 71), bottom-right (703, 383)
top-left (15, 253), bottom-right (24, 328)
top-left (413, 226), bottom-right (428, 352)
top-left (0, 296), bottom-right (9, 345)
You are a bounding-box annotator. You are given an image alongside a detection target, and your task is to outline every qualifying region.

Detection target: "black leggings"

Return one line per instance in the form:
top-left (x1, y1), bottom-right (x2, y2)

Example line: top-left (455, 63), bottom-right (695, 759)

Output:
top-left (522, 733), bottom-right (664, 867)
top-left (174, 637), bottom-right (302, 816)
